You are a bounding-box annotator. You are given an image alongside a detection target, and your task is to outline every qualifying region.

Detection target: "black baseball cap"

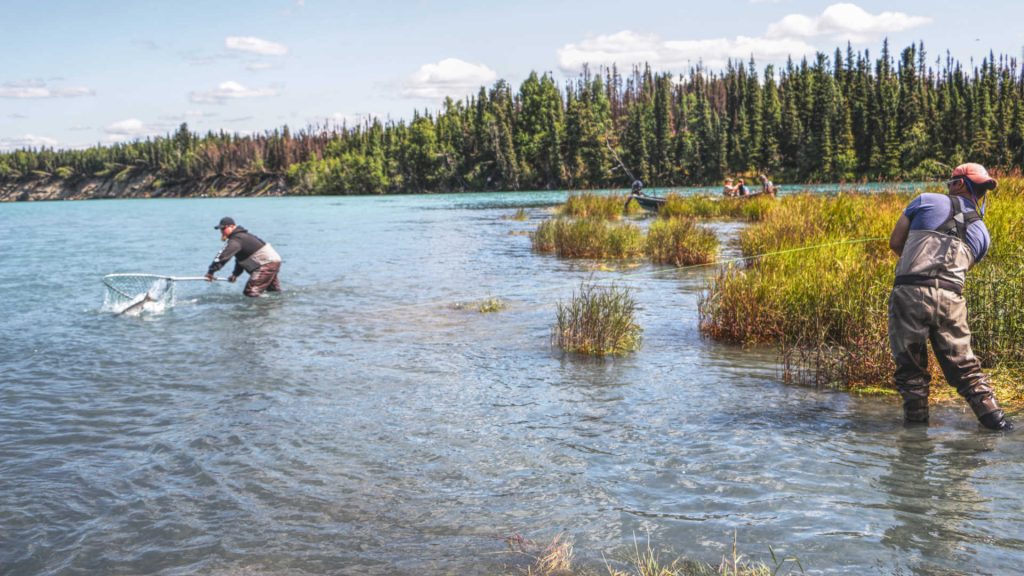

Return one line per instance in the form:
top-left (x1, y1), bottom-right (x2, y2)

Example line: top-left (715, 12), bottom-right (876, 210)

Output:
top-left (214, 217), bottom-right (235, 230)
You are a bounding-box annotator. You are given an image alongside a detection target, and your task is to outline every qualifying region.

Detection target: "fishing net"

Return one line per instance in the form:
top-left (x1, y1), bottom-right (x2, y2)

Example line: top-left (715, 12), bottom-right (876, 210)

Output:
top-left (102, 273), bottom-right (175, 314)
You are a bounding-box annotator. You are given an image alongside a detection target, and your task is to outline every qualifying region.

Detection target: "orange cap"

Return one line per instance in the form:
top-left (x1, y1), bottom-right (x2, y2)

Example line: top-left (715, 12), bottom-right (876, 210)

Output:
top-left (951, 163), bottom-right (997, 190)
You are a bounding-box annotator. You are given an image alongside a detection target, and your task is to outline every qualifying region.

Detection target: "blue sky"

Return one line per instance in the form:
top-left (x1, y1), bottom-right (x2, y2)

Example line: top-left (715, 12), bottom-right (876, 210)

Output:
top-left (2, 0), bottom-right (1023, 151)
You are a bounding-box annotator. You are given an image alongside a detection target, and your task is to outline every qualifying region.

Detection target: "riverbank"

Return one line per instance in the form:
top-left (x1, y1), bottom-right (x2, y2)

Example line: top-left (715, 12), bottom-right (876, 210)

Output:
top-left (691, 180), bottom-right (1024, 407)
top-left (0, 172), bottom-right (287, 202)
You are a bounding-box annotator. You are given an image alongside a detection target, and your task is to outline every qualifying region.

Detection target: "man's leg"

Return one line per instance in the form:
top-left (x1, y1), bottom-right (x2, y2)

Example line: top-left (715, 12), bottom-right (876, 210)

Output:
top-left (268, 262), bottom-right (281, 292)
top-left (931, 290), bottom-right (1011, 430)
top-left (889, 286), bottom-right (933, 423)
top-left (243, 262), bottom-right (281, 297)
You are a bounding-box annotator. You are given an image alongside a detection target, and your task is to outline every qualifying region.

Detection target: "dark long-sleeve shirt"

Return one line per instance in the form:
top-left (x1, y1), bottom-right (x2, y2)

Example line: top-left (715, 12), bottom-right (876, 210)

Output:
top-left (208, 227), bottom-right (267, 277)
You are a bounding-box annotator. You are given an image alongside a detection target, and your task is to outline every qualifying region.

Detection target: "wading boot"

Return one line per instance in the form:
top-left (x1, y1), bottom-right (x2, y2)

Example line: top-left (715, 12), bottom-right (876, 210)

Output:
top-left (979, 410), bottom-right (1014, 431)
top-left (961, 380), bottom-right (1012, 431)
top-left (903, 398), bottom-right (929, 424)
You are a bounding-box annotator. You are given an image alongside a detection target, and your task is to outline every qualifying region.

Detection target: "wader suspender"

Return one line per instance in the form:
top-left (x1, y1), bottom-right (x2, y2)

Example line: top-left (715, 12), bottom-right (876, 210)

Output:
top-left (936, 195), bottom-right (981, 241)
top-left (893, 195), bottom-right (980, 296)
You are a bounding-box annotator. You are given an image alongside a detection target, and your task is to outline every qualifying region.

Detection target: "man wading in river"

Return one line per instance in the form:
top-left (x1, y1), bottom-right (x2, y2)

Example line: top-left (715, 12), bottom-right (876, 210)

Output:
top-left (888, 163), bottom-right (1012, 431)
top-left (205, 217), bottom-right (282, 297)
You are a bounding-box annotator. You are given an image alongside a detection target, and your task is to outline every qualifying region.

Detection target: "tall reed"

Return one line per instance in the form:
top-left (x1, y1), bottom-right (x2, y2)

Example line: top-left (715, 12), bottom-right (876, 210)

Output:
top-left (646, 217), bottom-right (719, 266)
top-left (532, 218), bottom-right (644, 259)
top-left (561, 192), bottom-right (632, 220)
top-left (700, 184), bottom-right (1024, 395)
top-left (554, 282), bottom-right (642, 355)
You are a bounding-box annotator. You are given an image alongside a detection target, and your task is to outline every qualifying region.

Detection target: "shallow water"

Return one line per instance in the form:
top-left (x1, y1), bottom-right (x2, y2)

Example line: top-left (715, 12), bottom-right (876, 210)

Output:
top-left (2, 184), bottom-right (1022, 576)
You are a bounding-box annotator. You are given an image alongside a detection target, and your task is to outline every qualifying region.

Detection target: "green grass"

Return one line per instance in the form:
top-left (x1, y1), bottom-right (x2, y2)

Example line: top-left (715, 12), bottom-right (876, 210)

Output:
top-left (646, 217), bottom-right (719, 266)
top-left (532, 218), bottom-right (645, 259)
top-left (554, 282), bottom-right (642, 356)
top-left (562, 192), bottom-right (632, 220)
top-left (658, 194), bottom-right (776, 221)
top-left (698, 181), bottom-right (1024, 403)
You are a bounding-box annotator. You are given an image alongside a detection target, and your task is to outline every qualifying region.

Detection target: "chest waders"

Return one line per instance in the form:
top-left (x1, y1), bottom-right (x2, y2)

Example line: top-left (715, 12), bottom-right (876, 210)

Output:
top-left (888, 195), bottom-right (1011, 430)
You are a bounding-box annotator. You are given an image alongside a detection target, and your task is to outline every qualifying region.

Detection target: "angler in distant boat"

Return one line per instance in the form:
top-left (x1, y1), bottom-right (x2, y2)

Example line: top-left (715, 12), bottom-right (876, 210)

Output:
top-left (759, 174), bottom-right (778, 197)
top-left (205, 217), bottom-right (282, 297)
top-left (625, 179), bottom-right (666, 211)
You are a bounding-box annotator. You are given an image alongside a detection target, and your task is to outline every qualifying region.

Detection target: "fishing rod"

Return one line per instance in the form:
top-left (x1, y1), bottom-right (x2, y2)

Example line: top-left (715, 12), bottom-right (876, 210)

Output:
top-left (602, 134), bottom-right (637, 183)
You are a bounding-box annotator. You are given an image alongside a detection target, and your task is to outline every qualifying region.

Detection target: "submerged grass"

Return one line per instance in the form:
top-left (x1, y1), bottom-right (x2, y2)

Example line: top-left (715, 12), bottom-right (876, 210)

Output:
top-left (554, 281), bottom-right (642, 356)
top-left (506, 533), bottom-right (796, 576)
top-left (698, 180), bottom-right (1024, 403)
top-left (478, 297), bottom-right (508, 313)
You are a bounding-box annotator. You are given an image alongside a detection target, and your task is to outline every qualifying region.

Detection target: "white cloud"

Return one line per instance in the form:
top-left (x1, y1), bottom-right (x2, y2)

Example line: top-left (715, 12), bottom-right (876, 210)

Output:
top-left (402, 58), bottom-right (497, 100)
top-left (0, 134), bottom-right (58, 150)
top-left (766, 3), bottom-right (931, 42)
top-left (0, 81), bottom-right (94, 99)
top-left (558, 30), bottom-right (815, 72)
top-left (190, 81), bottom-right (279, 104)
top-left (225, 36), bottom-right (288, 56)
top-left (104, 118), bottom-right (150, 142)
top-left (556, 3), bottom-right (930, 73)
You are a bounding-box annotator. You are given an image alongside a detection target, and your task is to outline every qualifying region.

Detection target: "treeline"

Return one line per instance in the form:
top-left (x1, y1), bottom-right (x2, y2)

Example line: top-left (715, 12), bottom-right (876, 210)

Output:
top-left (3, 40), bottom-right (1024, 193)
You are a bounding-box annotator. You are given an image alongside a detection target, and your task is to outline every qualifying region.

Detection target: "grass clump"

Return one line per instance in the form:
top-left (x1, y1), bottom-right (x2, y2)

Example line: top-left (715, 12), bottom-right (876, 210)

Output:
top-left (477, 297), bottom-right (508, 313)
top-left (646, 218), bottom-right (719, 266)
top-left (554, 282), bottom-right (642, 356)
top-left (532, 218), bottom-right (645, 259)
top-left (562, 192), bottom-right (631, 220)
top-left (510, 207), bottom-right (529, 221)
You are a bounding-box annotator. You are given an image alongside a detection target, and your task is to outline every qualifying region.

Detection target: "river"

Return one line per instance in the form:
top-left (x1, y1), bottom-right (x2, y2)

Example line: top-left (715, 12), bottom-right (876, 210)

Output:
top-left (2, 185), bottom-right (1022, 575)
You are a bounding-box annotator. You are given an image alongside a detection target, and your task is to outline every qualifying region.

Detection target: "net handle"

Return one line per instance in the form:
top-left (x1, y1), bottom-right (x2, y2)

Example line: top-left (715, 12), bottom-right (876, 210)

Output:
top-left (103, 274), bottom-right (228, 282)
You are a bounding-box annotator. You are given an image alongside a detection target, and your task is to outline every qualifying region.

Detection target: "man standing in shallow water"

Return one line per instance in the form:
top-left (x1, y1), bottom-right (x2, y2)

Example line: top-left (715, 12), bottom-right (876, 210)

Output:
top-left (205, 217), bottom-right (283, 297)
top-left (888, 163), bottom-right (1012, 431)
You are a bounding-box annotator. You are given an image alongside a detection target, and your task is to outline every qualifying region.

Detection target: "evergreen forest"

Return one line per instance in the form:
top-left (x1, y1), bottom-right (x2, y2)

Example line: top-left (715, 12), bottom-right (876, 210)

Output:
top-left (3, 40), bottom-right (1023, 194)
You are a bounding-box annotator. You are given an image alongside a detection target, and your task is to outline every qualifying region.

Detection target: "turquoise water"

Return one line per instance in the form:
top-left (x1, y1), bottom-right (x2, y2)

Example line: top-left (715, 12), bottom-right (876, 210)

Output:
top-left (2, 184), bottom-right (1023, 575)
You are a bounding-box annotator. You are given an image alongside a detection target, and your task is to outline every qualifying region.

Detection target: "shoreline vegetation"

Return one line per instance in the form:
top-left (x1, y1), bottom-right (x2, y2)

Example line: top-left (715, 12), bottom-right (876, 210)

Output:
top-left (538, 182), bottom-right (1024, 408)
top-left (5, 40), bottom-right (1024, 202)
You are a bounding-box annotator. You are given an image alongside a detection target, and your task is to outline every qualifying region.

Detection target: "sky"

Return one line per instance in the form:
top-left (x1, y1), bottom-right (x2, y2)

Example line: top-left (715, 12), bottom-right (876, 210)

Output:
top-left (2, 0), bottom-right (1023, 151)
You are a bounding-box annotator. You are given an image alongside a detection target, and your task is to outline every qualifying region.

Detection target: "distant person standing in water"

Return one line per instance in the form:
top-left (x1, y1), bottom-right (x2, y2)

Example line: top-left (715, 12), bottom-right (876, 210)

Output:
top-left (205, 217), bottom-right (282, 297)
top-left (888, 163), bottom-right (1011, 431)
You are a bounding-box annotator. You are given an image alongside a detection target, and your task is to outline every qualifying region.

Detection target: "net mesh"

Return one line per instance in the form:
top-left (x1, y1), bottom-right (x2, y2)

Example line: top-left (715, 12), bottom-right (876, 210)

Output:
top-left (102, 274), bottom-right (175, 314)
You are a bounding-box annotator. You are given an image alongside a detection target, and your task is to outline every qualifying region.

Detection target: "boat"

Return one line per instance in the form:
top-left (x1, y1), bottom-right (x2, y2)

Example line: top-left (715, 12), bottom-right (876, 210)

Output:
top-left (627, 193), bottom-right (667, 211)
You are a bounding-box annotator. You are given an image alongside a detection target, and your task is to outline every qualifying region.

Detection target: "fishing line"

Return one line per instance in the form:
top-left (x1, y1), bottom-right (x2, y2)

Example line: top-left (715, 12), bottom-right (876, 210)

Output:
top-left (371, 236), bottom-right (889, 315)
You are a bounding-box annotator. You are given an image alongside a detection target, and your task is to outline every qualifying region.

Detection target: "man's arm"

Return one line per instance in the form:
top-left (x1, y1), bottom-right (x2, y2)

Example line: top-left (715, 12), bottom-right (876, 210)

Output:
top-left (889, 214), bottom-right (911, 256)
top-left (208, 239), bottom-right (241, 275)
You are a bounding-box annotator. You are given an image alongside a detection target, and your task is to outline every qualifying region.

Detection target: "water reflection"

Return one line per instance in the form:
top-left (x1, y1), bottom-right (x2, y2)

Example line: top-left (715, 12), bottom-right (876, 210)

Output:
top-left (880, 428), bottom-right (998, 574)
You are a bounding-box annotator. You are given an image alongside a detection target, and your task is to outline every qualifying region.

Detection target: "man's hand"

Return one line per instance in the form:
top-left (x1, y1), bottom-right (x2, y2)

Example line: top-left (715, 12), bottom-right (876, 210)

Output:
top-left (205, 273), bottom-right (215, 282)
top-left (228, 275), bottom-right (238, 283)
